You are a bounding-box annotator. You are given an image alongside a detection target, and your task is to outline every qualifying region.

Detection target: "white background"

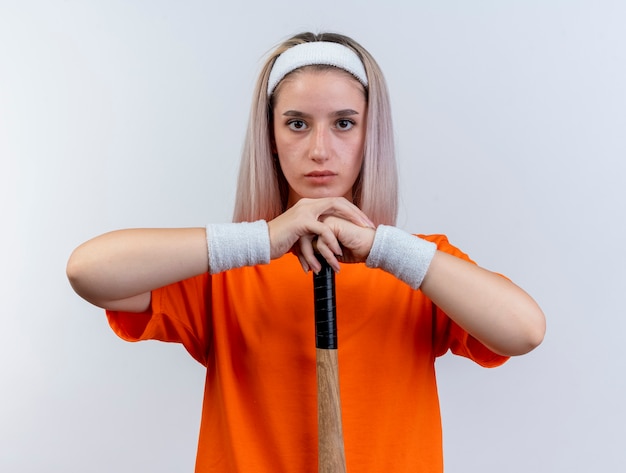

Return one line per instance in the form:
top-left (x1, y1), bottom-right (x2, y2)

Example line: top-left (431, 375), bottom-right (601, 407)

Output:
top-left (1, 0), bottom-right (625, 471)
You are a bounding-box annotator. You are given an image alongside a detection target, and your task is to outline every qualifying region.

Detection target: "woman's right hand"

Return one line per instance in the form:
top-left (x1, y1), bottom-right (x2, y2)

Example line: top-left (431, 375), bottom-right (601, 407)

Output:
top-left (267, 197), bottom-right (375, 273)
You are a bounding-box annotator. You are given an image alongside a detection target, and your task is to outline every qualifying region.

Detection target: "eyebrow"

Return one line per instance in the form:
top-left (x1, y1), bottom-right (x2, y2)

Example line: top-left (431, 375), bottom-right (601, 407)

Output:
top-left (282, 109), bottom-right (360, 118)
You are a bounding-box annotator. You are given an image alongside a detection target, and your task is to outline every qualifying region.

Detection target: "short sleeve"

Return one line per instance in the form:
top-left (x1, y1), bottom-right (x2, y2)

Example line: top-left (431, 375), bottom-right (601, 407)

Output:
top-left (106, 273), bottom-right (212, 366)
top-left (422, 234), bottom-right (509, 368)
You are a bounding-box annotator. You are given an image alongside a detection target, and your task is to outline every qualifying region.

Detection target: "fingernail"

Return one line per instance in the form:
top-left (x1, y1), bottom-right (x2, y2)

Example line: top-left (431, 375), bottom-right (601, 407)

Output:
top-left (363, 218), bottom-right (376, 229)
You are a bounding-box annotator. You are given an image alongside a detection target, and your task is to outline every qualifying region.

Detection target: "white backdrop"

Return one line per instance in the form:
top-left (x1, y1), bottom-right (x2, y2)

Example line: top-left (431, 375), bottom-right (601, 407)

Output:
top-left (2, 1), bottom-right (625, 471)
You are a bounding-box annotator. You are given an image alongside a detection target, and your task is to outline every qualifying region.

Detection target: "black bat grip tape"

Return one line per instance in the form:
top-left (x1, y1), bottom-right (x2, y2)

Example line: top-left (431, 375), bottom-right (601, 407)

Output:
top-left (313, 254), bottom-right (337, 349)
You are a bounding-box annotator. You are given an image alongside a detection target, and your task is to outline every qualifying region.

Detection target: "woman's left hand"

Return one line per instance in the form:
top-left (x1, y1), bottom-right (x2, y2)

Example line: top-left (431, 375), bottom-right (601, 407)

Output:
top-left (317, 215), bottom-right (377, 265)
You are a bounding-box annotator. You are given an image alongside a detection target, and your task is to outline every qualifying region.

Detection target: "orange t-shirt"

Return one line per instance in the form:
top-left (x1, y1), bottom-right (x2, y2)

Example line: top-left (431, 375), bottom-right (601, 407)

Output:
top-left (107, 234), bottom-right (507, 472)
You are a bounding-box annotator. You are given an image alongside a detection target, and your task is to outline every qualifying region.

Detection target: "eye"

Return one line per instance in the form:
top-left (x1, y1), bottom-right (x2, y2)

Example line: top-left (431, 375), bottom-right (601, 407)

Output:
top-left (287, 120), bottom-right (307, 131)
top-left (336, 119), bottom-right (355, 130)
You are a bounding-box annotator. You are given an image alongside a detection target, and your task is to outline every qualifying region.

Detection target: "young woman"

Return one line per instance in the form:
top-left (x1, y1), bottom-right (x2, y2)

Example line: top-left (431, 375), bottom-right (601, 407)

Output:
top-left (67, 32), bottom-right (545, 472)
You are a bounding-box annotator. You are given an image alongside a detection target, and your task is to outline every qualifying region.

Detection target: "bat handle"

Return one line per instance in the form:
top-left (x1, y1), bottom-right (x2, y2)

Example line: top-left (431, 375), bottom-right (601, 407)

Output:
top-left (313, 255), bottom-right (346, 473)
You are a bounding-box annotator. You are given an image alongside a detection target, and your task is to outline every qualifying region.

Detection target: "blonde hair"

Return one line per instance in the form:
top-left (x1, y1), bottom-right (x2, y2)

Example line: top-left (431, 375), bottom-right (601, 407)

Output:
top-left (233, 32), bottom-right (398, 226)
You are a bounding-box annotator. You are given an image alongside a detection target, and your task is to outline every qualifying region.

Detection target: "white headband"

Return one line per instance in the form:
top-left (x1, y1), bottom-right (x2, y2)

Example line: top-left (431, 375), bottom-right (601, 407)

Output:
top-left (267, 42), bottom-right (368, 96)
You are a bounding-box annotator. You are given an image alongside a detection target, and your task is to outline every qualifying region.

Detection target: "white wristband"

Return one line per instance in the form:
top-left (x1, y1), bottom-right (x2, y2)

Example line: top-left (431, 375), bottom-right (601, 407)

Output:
top-left (365, 225), bottom-right (437, 289)
top-left (206, 220), bottom-right (270, 274)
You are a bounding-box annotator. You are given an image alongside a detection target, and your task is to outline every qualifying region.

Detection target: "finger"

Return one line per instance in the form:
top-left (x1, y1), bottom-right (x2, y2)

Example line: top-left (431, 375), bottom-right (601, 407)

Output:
top-left (318, 197), bottom-right (375, 228)
top-left (302, 219), bottom-right (343, 256)
top-left (298, 234), bottom-right (320, 273)
top-left (300, 229), bottom-right (341, 273)
top-left (297, 253), bottom-right (310, 273)
top-left (314, 238), bottom-right (341, 273)
top-left (316, 226), bottom-right (343, 258)
top-left (289, 246), bottom-right (310, 273)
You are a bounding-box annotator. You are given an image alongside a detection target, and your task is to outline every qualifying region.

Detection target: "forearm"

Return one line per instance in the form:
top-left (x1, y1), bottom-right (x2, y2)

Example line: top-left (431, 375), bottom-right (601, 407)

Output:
top-left (420, 251), bottom-right (546, 356)
top-left (361, 224), bottom-right (545, 356)
top-left (67, 228), bottom-right (208, 310)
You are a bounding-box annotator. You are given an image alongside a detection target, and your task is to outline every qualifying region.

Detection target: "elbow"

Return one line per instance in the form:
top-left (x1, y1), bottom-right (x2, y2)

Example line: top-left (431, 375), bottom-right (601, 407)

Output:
top-left (521, 300), bottom-right (547, 354)
top-left (66, 245), bottom-right (96, 302)
top-left (526, 317), bottom-right (546, 354)
top-left (66, 244), bottom-right (151, 312)
top-left (66, 248), bottom-right (85, 295)
top-left (528, 312), bottom-right (547, 352)
top-left (502, 305), bottom-right (547, 357)
top-left (513, 323), bottom-right (545, 356)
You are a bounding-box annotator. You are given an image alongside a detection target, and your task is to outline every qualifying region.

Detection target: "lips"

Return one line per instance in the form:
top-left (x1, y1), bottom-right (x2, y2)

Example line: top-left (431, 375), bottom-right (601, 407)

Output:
top-left (305, 171), bottom-right (336, 177)
top-left (304, 171), bottom-right (337, 185)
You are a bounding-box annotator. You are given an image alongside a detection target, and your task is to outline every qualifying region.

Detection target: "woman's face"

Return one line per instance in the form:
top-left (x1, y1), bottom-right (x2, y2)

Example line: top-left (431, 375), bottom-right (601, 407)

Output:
top-left (272, 67), bottom-right (367, 207)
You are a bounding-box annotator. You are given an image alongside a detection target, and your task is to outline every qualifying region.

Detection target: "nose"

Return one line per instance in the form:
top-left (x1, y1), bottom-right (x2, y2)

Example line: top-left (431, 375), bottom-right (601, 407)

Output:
top-left (309, 126), bottom-right (330, 162)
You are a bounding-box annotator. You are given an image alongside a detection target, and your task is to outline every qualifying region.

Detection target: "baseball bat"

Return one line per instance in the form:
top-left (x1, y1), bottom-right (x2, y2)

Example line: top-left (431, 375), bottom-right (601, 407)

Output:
top-left (313, 254), bottom-right (347, 472)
